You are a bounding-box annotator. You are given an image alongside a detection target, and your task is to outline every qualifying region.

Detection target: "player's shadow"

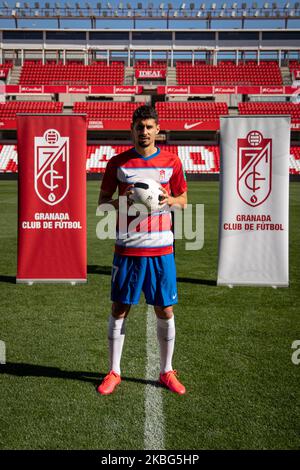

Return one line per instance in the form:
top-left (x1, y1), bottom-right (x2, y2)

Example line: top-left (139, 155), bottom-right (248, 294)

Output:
top-left (176, 277), bottom-right (217, 286)
top-left (88, 265), bottom-right (217, 286)
top-left (0, 362), bottom-right (162, 390)
top-left (88, 265), bottom-right (111, 276)
top-left (0, 275), bottom-right (16, 284)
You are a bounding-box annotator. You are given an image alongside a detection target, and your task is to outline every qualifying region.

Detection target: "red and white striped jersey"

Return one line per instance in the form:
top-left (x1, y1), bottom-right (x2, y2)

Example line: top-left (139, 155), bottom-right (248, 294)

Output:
top-left (101, 147), bottom-right (187, 256)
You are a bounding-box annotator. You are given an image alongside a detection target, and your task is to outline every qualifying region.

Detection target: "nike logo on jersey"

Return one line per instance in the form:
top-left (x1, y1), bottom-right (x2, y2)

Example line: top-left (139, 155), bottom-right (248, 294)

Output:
top-left (184, 121), bottom-right (203, 130)
top-left (126, 174), bottom-right (137, 178)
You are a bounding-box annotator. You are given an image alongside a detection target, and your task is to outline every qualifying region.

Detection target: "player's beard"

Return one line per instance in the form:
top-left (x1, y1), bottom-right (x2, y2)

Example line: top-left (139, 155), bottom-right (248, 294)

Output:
top-left (138, 136), bottom-right (152, 148)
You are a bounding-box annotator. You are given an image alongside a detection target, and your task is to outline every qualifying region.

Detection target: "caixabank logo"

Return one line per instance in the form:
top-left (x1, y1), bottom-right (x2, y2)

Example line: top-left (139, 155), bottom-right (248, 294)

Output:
top-left (34, 129), bottom-right (69, 206)
top-left (237, 130), bottom-right (272, 207)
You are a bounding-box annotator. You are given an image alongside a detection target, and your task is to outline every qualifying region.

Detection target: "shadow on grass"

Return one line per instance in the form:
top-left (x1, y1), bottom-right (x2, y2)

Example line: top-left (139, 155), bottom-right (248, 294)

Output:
top-left (88, 265), bottom-right (112, 276)
top-left (88, 265), bottom-right (216, 286)
top-left (0, 362), bottom-right (163, 390)
top-left (0, 275), bottom-right (15, 284)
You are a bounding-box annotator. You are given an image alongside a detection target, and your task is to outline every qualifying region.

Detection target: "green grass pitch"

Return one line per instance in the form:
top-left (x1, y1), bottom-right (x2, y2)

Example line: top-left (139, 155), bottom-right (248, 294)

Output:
top-left (0, 180), bottom-right (299, 450)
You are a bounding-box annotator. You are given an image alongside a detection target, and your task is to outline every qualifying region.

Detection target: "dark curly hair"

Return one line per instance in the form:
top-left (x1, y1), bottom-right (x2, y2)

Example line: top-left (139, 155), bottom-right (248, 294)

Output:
top-left (132, 105), bottom-right (159, 125)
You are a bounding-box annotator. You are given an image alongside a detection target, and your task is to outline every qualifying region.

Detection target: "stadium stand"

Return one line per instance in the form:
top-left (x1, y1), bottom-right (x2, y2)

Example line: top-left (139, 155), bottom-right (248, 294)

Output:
top-left (19, 61), bottom-right (124, 85)
top-left (0, 102), bottom-right (64, 119)
top-left (155, 102), bottom-right (228, 120)
top-left (0, 143), bottom-right (299, 175)
top-left (73, 102), bottom-right (145, 120)
top-left (238, 102), bottom-right (300, 122)
top-left (176, 61), bottom-right (283, 86)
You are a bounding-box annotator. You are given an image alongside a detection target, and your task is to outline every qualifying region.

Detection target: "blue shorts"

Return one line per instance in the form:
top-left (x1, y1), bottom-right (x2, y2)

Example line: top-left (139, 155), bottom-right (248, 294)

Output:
top-left (111, 253), bottom-right (178, 307)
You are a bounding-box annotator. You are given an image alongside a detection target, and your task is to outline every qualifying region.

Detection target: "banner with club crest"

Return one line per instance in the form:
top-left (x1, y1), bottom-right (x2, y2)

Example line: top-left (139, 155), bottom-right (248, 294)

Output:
top-left (16, 114), bottom-right (87, 283)
top-left (218, 116), bottom-right (290, 286)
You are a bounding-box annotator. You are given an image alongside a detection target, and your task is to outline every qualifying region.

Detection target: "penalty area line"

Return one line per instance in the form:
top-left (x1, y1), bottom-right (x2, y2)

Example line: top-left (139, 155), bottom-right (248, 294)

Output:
top-left (144, 304), bottom-right (165, 451)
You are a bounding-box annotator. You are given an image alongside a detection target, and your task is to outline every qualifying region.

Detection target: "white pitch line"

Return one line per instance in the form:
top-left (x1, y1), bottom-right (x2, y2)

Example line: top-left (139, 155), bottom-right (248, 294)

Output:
top-left (144, 305), bottom-right (165, 451)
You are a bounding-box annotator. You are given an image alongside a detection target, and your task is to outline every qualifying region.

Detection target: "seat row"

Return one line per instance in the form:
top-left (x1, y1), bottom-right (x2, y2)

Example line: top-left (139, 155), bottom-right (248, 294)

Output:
top-left (1, 144), bottom-right (299, 174)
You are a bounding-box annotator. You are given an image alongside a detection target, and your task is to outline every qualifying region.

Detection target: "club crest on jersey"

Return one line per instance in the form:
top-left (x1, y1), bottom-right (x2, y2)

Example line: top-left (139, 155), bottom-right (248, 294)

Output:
top-left (34, 129), bottom-right (69, 206)
top-left (159, 169), bottom-right (166, 181)
top-left (237, 130), bottom-right (272, 207)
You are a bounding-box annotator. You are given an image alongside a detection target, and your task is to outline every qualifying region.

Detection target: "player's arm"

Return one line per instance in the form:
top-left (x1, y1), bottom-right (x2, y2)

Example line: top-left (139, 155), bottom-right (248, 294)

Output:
top-left (159, 189), bottom-right (187, 209)
top-left (98, 188), bottom-right (134, 210)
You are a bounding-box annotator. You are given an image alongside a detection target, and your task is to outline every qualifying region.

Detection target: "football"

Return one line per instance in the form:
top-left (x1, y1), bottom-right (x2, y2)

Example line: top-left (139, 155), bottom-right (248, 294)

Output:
top-left (130, 179), bottom-right (164, 212)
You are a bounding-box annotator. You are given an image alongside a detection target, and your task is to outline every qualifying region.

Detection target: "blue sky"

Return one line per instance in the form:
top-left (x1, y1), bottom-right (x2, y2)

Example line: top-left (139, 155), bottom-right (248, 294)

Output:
top-left (0, 1), bottom-right (299, 29)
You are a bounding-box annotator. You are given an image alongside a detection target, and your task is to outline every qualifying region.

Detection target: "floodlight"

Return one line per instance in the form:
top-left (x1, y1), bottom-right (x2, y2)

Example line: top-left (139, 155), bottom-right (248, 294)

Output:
top-left (200, 3), bottom-right (206, 9)
top-left (127, 10), bottom-right (132, 16)
top-left (11, 9), bottom-right (16, 15)
top-left (15, 2), bottom-right (20, 7)
top-left (173, 9), bottom-right (178, 16)
top-left (196, 10), bottom-right (202, 16)
top-left (263, 3), bottom-right (269, 8)
top-left (232, 2), bottom-right (237, 8)
top-left (254, 9), bottom-right (259, 15)
top-left (222, 3), bottom-right (227, 8)
top-left (118, 2), bottom-right (123, 8)
top-left (211, 3), bottom-right (216, 9)
top-left (242, 9), bottom-right (247, 15)
top-left (180, 3), bottom-right (186, 9)
top-left (219, 10), bottom-right (224, 16)
top-left (231, 9), bottom-right (236, 15)
top-left (35, 10), bottom-right (39, 16)
top-left (159, 2), bottom-right (164, 8)
top-left (289, 8), bottom-right (295, 14)
top-left (107, 2), bottom-right (112, 8)
top-left (3, 1), bottom-right (8, 7)
top-left (284, 2), bottom-right (290, 8)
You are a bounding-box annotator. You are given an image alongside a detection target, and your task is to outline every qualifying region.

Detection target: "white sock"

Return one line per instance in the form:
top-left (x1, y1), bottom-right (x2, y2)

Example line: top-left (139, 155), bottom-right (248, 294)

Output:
top-left (108, 315), bottom-right (126, 376)
top-left (156, 316), bottom-right (176, 374)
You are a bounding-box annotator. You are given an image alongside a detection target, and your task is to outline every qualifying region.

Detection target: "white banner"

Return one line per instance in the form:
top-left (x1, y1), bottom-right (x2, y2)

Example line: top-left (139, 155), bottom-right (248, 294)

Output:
top-left (217, 116), bottom-right (290, 286)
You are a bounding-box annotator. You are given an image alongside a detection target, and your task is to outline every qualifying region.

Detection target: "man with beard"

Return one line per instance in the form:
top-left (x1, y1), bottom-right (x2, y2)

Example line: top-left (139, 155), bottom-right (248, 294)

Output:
top-left (97, 105), bottom-right (187, 395)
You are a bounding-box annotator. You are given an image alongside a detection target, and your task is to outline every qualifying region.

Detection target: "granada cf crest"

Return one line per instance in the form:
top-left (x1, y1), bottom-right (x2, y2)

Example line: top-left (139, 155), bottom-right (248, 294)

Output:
top-left (34, 129), bottom-right (69, 206)
top-left (237, 131), bottom-right (272, 207)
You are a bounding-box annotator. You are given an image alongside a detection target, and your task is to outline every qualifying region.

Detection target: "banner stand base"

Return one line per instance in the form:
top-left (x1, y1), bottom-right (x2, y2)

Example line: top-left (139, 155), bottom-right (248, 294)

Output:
top-left (16, 279), bottom-right (87, 285)
top-left (217, 282), bottom-right (289, 288)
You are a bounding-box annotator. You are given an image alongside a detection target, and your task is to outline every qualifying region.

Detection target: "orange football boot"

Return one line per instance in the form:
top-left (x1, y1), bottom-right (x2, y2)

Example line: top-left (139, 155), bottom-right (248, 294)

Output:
top-left (97, 371), bottom-right (121, 395)
top-left (159, 370), bottom-right (186, 395)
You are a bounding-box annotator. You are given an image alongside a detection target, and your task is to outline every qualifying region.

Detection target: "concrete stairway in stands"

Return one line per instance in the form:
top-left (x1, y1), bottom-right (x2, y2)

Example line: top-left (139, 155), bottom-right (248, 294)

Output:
top-left (166, 67), bottom-right (177, 86)
top-left (281, 67), bottom-right (292, 85)
top-left (124, 66), bottom-right (134, 85)
top-left (7, 66), bottom-right (22, 84)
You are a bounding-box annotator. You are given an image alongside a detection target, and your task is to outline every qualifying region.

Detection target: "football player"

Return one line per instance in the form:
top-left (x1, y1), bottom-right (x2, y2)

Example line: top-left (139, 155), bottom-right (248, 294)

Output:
top-left (97, 105), bottom-right (187, 395)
